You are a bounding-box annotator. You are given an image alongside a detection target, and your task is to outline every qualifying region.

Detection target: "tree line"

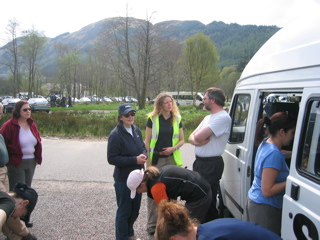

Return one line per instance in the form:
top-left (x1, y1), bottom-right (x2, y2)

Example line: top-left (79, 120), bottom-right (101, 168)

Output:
top-left (1, 15), bottom-right (249, 109)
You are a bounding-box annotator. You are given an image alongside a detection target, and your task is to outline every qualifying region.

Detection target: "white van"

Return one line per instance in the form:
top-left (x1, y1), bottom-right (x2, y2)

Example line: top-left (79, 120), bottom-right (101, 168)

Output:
top-left (220, 14), bottom-right (320, 239)
top-left (167, 91), bottom-right (204, 107)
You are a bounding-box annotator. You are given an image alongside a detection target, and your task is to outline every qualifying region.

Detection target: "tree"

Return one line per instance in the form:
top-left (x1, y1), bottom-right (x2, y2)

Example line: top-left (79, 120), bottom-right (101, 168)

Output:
top-left (2, 19), bottom-right (21, 96)
top-left (216, 66), bottom-right (241, 100)
top-left (97, 7), bottom-right (181, 109)
top-left (181, 32), bottom-right (220, 104)
top-left (20, 28), bottom-right (47, 98)
top-left (54, 42), bottom-right (81, 100)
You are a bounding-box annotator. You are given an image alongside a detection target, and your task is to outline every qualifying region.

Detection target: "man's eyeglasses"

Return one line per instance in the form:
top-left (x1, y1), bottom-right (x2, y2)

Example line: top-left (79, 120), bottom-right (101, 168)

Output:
top-left (22, 108), bottom-right (32, 112)
top-left (124, 112), bottom-right (135, 118)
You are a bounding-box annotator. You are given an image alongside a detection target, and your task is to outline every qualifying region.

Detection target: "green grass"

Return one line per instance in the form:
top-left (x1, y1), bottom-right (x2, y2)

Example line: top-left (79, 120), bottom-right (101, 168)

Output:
top-left (0, 103), bottom-right (209, 141)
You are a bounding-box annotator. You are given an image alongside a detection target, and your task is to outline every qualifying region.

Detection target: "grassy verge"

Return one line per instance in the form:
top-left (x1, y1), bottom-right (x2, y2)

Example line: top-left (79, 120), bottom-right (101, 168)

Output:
top-left (0, 103), bottom-right (209, 141)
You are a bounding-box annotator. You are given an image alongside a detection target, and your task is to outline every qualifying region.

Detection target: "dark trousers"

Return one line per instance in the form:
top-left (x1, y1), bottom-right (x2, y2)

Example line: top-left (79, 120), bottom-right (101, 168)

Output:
top-left (193, 156), bottom-right (224, 222)
top-left (114, 181), bottom-right (142, 240)
top-left (7, 158), bottom-right (36, 191)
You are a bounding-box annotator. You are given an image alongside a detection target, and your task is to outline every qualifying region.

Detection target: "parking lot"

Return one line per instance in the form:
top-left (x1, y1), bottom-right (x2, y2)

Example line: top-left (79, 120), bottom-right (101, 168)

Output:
top-left (0, 138), bottom-right (195, 240)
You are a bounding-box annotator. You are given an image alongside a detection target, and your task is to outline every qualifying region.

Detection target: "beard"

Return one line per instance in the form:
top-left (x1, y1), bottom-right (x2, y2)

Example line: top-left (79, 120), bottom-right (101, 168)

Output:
top-left (204, 102), bottom-right (211, 111)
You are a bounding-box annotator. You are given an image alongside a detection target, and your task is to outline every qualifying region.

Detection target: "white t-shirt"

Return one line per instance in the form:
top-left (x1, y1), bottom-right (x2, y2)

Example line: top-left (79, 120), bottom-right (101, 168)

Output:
top-left (195, 110), bottom-right (231, 157)
top-left (19, 127), bottom-right (37, 159)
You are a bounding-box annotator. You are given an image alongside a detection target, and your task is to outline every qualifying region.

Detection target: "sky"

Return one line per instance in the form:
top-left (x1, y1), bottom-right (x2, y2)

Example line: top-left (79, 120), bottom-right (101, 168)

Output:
top-left (1, 0), bottom-right (320, 44)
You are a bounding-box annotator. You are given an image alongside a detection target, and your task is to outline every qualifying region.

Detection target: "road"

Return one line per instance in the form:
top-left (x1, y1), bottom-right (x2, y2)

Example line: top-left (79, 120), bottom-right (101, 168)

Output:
top-left (34, 138), bottom-right (195, 183)
top-left (1, 138), bottom-right (196, 240)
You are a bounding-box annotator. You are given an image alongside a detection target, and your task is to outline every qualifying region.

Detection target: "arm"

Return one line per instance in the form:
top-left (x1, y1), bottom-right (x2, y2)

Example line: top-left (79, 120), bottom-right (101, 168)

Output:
top-left (107, 133), bottom-right (144, 167)
top-left (261, 168), bottom-right (286, 197)
top-left (188, 128), bottom-right (210, 146)
top-left (0, 210), bottom-right (6, 229)
top-left (150, 182), bottom-right (168, 205)
top-left (145, 126), bottom-right (152, 167)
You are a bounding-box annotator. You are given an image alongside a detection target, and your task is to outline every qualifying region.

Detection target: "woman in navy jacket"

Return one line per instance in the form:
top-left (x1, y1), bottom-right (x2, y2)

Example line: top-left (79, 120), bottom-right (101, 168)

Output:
top-left (107, 103), bottom-right (147, 240)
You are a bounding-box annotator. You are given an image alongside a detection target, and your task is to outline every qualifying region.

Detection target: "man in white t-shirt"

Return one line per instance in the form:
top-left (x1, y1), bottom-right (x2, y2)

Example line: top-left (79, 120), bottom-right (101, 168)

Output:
top-left (188, 87), bottom-right (231, 222)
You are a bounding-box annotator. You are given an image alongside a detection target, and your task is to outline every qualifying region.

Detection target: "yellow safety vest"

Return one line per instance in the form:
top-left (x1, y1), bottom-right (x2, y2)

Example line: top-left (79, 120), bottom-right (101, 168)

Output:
top-left (148, 115), bottom-right (183, 166)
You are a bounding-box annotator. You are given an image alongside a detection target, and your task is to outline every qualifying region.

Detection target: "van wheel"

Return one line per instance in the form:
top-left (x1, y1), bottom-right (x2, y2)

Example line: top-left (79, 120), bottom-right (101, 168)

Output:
top-left (199, 103), bottom-right (204, 109)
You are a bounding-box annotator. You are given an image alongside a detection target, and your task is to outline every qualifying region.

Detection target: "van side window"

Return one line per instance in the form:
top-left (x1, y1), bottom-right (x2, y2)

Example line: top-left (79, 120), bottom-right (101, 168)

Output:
top-left (229, 94), bottom-right (251, 143)
top-left (299, 99), bottom-right (320, 180)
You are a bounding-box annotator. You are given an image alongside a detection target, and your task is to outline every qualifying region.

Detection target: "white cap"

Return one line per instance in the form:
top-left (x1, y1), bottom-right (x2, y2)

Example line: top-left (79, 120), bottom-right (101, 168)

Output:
top-left (127, 169), bottom-right (144, 199)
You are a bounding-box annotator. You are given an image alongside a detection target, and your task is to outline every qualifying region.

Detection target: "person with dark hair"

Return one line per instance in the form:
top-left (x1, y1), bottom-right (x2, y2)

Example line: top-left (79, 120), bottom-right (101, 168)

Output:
top-left (188, 87), bottom-right (231, 221)
top-left (0, 100), bottom-right (42, 192)
top-left (248, 111), bottom-right (297, 235)
top-left (127, 165), bottom-right (212, 224)
top-left (0, 182), bottom-right (38, 240)
top-left (144, 92), bottom-right (185, 237)
top-left (155, 200), bottom-right (282, 240)
top-left (107, 103), bottom-right (147, 240)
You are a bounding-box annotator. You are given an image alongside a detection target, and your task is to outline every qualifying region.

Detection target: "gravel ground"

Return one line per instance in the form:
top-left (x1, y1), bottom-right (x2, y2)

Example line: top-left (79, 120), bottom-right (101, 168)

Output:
top-left (0, 139), bottom-right (195, 240)
top-left (0, 180), bottom-right (150, 240)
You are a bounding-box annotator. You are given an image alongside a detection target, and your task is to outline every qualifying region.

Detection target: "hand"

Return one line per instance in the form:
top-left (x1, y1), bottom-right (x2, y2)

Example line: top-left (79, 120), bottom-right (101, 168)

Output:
top-left (137, 154), bottom-right (147, 165)
top-left (161, 147), bottom-right (175, 155)
top-left (197, 137), bottom-right (210, 146)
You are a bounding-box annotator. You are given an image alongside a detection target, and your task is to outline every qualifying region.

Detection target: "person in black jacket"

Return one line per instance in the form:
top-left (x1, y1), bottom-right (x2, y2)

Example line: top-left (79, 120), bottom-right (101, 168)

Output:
top-left (127, 165), bottom-right (212, 223)
top-left (107, 103), bottom-right (147, 240)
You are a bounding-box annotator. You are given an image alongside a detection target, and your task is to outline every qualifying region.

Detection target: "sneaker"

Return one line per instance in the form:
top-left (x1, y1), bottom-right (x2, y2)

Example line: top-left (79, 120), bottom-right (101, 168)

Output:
top-left (147, 226), bottom-right (156, 236)
top-left (128, 236), bottom-right (141, 240)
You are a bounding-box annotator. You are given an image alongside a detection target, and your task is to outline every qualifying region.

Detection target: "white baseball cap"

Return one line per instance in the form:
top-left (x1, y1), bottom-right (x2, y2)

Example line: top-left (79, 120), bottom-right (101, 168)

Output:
top-left (127, 169), bottom-right (144, 199)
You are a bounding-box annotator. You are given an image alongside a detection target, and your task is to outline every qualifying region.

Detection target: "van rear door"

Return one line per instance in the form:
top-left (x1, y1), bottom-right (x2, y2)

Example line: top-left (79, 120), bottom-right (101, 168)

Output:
top-left (281, 88), bottom-right (320, 240)
top-left (221, 90), bottom-right (256, 220)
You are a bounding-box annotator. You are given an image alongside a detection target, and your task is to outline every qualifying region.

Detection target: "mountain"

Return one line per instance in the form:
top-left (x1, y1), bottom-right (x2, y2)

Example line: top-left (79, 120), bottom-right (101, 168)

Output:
top-left (0, 17), bottom-right (279, 77)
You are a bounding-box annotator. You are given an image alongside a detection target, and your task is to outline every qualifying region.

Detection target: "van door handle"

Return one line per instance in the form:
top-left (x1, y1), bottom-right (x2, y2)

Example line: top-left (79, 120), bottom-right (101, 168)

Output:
top-left (236, 148), bottom-right (240, 158)
top-left (291, 182), bottom-right (300, 201)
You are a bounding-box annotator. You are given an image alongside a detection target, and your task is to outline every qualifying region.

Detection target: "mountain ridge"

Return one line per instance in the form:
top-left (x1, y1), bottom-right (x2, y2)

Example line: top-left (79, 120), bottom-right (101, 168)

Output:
top-left (0, 17), bottom-right (280, 77)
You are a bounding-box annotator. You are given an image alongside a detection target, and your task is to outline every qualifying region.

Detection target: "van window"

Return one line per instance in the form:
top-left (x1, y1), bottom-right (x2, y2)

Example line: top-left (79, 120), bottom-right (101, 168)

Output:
top-left (229, 94), bottom-right (251, 143)
top-left (298, 99), bottom-right (320, 181)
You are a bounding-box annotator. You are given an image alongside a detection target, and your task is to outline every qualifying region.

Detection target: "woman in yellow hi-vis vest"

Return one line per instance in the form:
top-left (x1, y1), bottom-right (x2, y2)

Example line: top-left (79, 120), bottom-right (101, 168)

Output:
top-left (145, 92), bottom-right (184, 238)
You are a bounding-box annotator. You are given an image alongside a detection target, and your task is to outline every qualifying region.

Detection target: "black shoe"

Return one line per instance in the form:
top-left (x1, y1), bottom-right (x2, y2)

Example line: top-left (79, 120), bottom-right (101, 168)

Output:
top-left (22, 233), bottom-right (37, 240)
top-left (147, 226), bottom-right (155, 236)
top-left (25, 222), bottom-right (33, 228)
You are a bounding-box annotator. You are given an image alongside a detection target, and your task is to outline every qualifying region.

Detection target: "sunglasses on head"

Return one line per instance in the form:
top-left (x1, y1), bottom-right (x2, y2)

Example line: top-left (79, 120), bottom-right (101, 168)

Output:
top-left (124, 112), bottom-right (136, 117)
top-left (22, 108), bottom-right (32, 112)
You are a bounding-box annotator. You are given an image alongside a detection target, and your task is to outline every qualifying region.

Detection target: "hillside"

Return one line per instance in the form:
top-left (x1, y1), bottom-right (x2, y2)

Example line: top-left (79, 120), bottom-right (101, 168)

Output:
top-left (0, 17), bottom-right (279, 77)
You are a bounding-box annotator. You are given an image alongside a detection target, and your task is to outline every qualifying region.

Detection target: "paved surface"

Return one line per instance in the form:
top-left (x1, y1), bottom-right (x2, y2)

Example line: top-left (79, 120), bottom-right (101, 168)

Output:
top-left (0, 138), bottom-right (195, 240)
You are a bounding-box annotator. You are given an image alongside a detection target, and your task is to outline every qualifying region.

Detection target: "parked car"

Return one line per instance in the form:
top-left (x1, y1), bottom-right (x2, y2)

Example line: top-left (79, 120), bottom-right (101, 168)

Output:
top-left (2, 98), bottom-right (20, 113)
top-left (72, 97), bottom-right (80, 103)
top-left (79, 97), bottom-right (91, 102)
top-left (28, 98), bottom-right (50, 113)
top-left (102, 97), bottom-right (113, 102)
top-left (111, 97), bottom-right (125, 102)
top-left (125, 96), bottom-right (138, 102)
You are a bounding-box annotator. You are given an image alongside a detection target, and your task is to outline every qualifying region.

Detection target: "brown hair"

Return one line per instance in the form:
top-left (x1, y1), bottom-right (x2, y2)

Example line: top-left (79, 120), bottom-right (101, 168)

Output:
top-left (12, 100), bottom-right (30, 118)
top-left (205, 87), bottom-right (226, 107)
top-left (155, 200), bottom-right (198, 240)
top-left (141, 166), bottom-right (160, 183)
top-left (255, 111), bottom-right (297, 145)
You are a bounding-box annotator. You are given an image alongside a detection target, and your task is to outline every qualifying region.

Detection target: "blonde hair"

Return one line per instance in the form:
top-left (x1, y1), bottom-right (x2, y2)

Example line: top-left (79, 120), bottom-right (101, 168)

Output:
top-left (155, 200), bottom-right (198, 240)
top-left (148, 92), bottom-right (180, 119)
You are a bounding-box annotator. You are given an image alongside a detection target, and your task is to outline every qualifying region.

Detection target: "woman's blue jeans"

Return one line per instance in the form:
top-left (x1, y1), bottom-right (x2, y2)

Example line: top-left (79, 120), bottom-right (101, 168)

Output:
top-left (114, 181), bottom-right (142, 240)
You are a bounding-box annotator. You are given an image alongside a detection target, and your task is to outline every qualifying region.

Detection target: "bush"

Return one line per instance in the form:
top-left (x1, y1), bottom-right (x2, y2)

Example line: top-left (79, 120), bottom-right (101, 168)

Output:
top-left (0, 103), bottom-right (209, 141)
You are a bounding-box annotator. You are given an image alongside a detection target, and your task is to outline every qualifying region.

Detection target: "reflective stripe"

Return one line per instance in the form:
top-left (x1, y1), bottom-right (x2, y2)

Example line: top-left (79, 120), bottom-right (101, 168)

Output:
top-left (148, 115), bottom-right (183, 166)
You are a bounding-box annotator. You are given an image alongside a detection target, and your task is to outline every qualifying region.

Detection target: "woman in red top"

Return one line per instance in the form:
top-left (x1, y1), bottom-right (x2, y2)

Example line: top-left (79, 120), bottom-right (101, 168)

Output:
top-left (0, 100), bottom-right (42, 191)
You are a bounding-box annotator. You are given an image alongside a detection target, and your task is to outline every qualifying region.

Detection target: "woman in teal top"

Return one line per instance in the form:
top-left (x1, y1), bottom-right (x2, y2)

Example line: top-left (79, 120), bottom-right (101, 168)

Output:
top-left (248, 112), bottom-right (297, 235)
